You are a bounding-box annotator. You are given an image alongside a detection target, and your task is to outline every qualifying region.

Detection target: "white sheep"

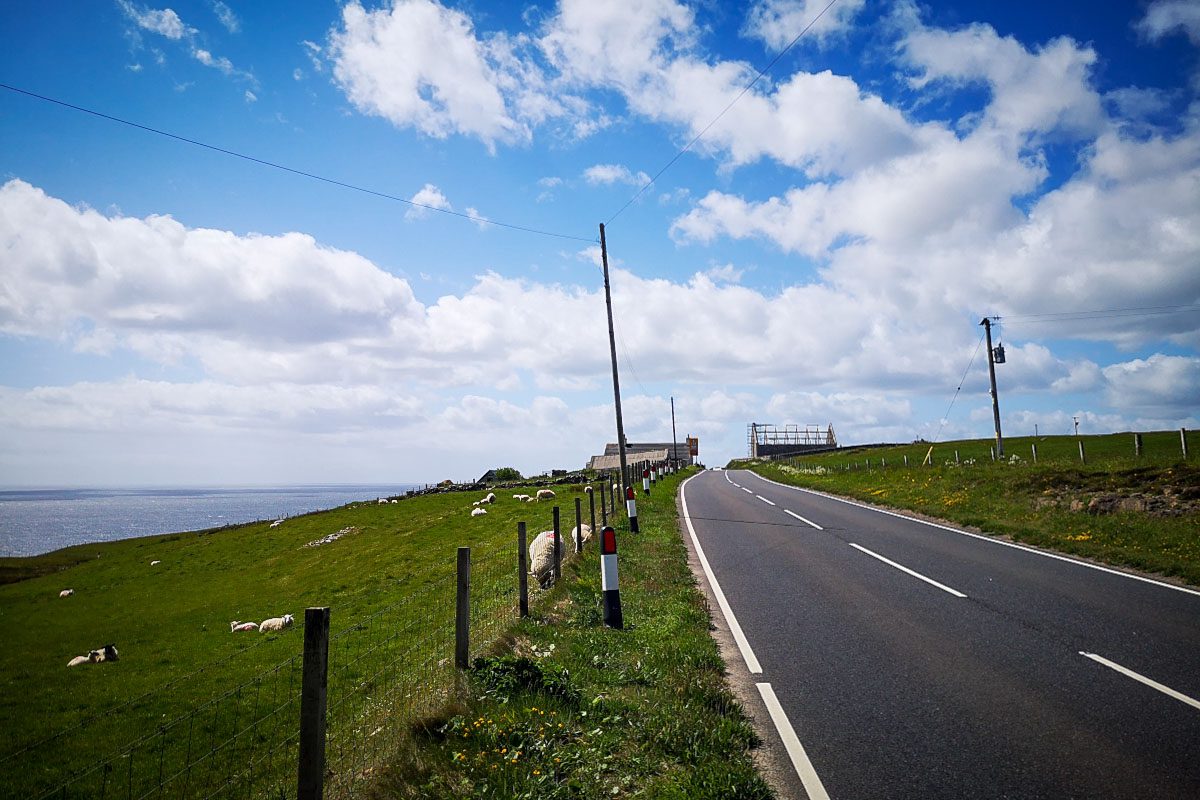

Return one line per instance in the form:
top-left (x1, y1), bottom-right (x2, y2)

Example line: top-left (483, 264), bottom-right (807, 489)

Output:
top-left (68, 644), bottom-right (118, 667)
top-left (59, 589), bottom-right (74, 598)
top-left (512, 494), bottom-right (524, 500)
top-left (528, 530), bottom-right (560, 588)
top-left (269, 519), bottom-right (283, 528)
top-left (584, 486), bottom-right (594, 494)
top-left (471, 507), bottom-right (488, 517)
top-left (525, 496), bottom-right (537, 503)
top-left (472, 500), bottom-right (481, 506)
top-left (150, 560), bottom-right (161, 566)
top-left (377, 498), bottom-right (388, 504)
top-left (260, 614), bottom-right (294, 633)
top-left (485, 492), bottom-right (497, 503)
top-left (536, 489), bottom-right (556, 501)
top-left (230, 621), bottom-right (259, 632)
top-left (572, 523), bottom-right (593, 549)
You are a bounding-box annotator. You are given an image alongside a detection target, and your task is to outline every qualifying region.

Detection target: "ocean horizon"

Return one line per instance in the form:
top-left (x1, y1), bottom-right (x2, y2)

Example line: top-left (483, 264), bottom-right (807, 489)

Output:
top-left (0, 483), bottom-right (422, 558)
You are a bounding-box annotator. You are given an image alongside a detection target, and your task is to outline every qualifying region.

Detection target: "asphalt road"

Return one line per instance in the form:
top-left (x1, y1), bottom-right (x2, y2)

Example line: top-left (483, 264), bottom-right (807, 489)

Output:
top-left (680, 468), bottom-right (1200, 800)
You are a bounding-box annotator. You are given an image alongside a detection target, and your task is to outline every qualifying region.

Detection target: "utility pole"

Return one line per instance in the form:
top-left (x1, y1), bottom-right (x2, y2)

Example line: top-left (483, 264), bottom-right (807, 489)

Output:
top-left (670, 396), bottom-right (678, 471)
top-left (981, 317), bottom-right (1004, 457)
top-left (600, 224), bottom-right (630, 497)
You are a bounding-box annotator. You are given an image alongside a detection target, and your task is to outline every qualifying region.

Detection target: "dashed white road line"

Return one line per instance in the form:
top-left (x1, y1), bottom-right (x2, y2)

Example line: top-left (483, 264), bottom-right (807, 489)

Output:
top-left (756, 495), bottom-right (777, 506)
top-left (741, 487), bottom-right (754, 494)
top-left (784, 509), bottom-right (824, 531)
top-left (1080, 652), bottom-right (1200, 711)
top-left (757, 683), bottom-right (832, 800)
top-left (849, 543), bottom-right (967, 598)
top-left (742, 470), bottom-right (1200, 599)
top-left (680, 473), bottom-right (762, 673)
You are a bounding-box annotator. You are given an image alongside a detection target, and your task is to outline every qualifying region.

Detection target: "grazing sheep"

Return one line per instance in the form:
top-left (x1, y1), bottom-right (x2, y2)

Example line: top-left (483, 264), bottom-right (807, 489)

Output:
top-left (584, 486), bottom-right (594, 494)
top-left (377, 498), bottom-right (388, 504)
top-left (528, 530), bottom-right (560, 588)
top-left (68, 644), bottom-right (118, 667)
top-left (485, 492), bottom-right (497, 504)
top-left (471, 507), bottom-right (488, 517)
top-left (572, 524), bottom-right (593, 549)
top-left (525, 496), bottom-right (536, 503)
top-left (59, 589), bottom-right (74, 598)
top-left (260, 614), bottom-right (294, 633)
top-left (536, 489), bottom-right (556, 501)
top-left (150, 560), bottom-right (161, 566)
top-left (472, 500), bottom-right (481, 506)
top-left (230, 621), bottom-right (259, 633)
top-left (269, 519), bottom-right (283, 528)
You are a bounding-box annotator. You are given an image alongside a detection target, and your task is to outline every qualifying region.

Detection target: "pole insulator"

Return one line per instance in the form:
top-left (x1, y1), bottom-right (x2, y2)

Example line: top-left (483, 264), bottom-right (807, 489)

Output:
top-left (600, 526), bottom-right (623, 628)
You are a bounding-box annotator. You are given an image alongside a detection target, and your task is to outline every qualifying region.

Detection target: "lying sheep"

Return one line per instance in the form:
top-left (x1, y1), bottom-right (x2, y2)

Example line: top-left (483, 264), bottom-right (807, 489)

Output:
top-left (68, 644), bottom-right (118, 667)
top-left (59, 589), bottom-right (74, 598)
top-left (584, 486), bottom-right (594, 494)
top-left (472, 500), bottom-right (481, 506)
top-left (572, 523), bottom-right (593, 549)
top-left (536, 489), bottom-right (556, 501)
top-left (525, 496), bottom-right (537, 503)
top-left (260, 614), bottom-right (294, 633)
top-left (230, 621), bottom-right (259, 632)
top-left (528, 530), bottom-right (559, 588)
top-left (485, 492), bottom-right (497, 504)
top-left (150, 560), bottom-right (161, 566)
top-left (471, 507), bottom-right (488, 517)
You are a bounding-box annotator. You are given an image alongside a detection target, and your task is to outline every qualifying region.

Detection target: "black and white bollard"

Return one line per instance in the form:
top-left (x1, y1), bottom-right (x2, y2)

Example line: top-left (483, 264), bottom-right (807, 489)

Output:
top-left (600, 525), bottom-right (623, 629)
top-left (626, 485), bottom-right (639, 533)
top-left (642, 467), bottom-right (650, 494)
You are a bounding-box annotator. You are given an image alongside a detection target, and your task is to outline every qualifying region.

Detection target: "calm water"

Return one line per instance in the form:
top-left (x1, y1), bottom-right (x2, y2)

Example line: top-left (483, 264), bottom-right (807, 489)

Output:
top-left (0, 485), bottom-right (420, 557)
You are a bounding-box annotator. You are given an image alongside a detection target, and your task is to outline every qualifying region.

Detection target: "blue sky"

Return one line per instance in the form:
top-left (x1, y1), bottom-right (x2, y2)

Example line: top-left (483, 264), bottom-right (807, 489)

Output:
top-left (1, 0), bottom-right (1198, 486)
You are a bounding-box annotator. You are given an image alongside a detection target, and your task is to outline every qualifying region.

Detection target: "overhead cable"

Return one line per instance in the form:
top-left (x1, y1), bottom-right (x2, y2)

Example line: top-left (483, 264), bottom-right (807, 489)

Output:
top-left (605, 0), bottom-right (840, 226)
top-left (0, 82), bottom-right (596, 244)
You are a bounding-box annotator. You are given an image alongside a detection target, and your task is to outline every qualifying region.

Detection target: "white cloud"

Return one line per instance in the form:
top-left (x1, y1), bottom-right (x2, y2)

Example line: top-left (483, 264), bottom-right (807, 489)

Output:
top-left (405, 183), bottom-right (453, 219)
top-left (244, 90), bottom-right (257, 103)
top-left (1136, 0), bottom-right (1200, 45)
top-left (119, 1), bottom-right (190, 40)
top-left (1102, 354), bottom-right (1200, 412)
top-left (211, 1), bottom-right (239, 33)
top-left (329, 0), bottom-right (537, 149)
top-left (743, 0), bottom-right (867, 50)
top-left (583, 164), bottom-right (651, 186)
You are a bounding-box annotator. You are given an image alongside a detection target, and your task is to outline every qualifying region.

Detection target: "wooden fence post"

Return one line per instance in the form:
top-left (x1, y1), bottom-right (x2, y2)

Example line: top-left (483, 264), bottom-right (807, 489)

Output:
top-left (1134, 433), bottom-right (1143, 458)
top-left (297, 607), bottom-right (330, 800)
top-left (589, 485), bottom-right (597, 538)
top-left (517, 523), bottom-right (528, 618)
top-left (1182, 428), bottom-right (1190, 459)
top-left (1078, 440), bottom-right (1087, 465)
top-left (575, 497), bottom-right (583, 555)
top-left (904, 455), bottom-right (909, 467)
top-left (600, 480), bottom-right (608, 525)
top-left (552, 506), bottom-right (561, 584)
top-left (1031, 443), bottom-right (1038, 463)
top-left (455, 547), bottom-right (470, 669)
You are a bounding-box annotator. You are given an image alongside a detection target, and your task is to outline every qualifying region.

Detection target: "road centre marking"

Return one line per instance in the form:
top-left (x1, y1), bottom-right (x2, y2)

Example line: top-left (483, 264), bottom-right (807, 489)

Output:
top-left (742, 487), bottom-right (754, 494)
top-left (756, 495), bottom-right (777, 506)
top-left (756, 683), bottom-right (832, 800)
top-left (744, 471), bottom-right (1200, 599)
top-left (849, 543), bottom-right (968, 598)
top-left (681, 473), bottom-right (763, 673)
top-left (784, 509), bottom-right (824, 530)
top-left (1080, 652), bottom-right (1200, 711)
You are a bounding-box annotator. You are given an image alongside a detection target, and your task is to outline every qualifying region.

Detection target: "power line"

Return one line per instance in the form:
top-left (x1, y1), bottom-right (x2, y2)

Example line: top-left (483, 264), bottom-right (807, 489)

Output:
top-left (0, 82), bottom-right (596, 244)
top-left (605, 0), bottom-right (840, 226)
top-left (999, 305), bottom-right (1200, 323)
top-left (931, 331), bottom-right (986, 444)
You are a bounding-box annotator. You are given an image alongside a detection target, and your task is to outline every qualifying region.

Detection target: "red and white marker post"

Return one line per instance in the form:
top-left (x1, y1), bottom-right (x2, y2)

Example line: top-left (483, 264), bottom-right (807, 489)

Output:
top-left (642, 467), bottom-right (650, 494)
top-left (600, 525), bottom-right (623, 629)
top-left (626, 485), bottom-right (639, 533)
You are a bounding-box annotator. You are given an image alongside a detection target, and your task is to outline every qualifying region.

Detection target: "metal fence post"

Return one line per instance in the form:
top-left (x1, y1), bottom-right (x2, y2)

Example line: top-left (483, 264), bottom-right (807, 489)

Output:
top-left (517, 523), bottom-right (528, 618)
top-left (455, 547), bottom-right (470, 669)
top-left (552, 506), bottom-right (561, 584)
top-left (575, 497), bottom-right (583, 554)
top-left (298, 607), bottom-right (330, 800)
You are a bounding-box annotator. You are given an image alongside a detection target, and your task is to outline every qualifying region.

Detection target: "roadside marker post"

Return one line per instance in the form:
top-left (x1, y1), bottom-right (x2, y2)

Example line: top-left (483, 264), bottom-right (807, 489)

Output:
top-left (626, 485), bottom-right (639, 533)
top-left (600, 525), bottom-right (624, 629)
top-left (642, 468), bottom-right (650, 494)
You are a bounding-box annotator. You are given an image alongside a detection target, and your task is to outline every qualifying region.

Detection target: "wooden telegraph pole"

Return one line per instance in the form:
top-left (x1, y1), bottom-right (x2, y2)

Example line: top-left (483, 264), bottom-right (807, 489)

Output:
top-left (981, 317), bottom-right (1004, 457)
top-left (671, 396), bottom-right (678, 472)
top-left (600, 224), bottom-right (630, 498)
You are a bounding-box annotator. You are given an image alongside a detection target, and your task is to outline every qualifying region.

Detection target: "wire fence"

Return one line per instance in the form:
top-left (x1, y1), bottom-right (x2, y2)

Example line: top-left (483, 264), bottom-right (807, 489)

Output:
top-left (13, 487), bottom-right (621, 800)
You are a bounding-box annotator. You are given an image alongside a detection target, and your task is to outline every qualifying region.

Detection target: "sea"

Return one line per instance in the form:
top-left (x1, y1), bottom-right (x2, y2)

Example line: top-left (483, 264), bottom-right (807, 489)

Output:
top-left (0, 484), bottom-right (421, 558)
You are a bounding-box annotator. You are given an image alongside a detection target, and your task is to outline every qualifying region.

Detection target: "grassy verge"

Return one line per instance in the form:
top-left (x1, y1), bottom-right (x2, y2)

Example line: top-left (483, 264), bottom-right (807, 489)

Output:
top-left (377, 468), bottom-right (773, 799)
top-left (731, 431), bottom-right (1199, 587)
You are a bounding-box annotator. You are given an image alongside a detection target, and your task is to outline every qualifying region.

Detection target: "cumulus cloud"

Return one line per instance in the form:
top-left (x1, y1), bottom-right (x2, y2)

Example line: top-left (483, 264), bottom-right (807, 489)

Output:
top-left (743, 0), bottom-right (868, 50)
top-left (405, 183), bottom-right (453, 219)
top-left (211, 1), bottom-right (239, 33)
top-left (1136, 0), bottom-right (1200, 45)
top-left (118, 1), bottom-right (190, 39)
top-left (583, 164), bottom-right (651, 186)
top-left (1102, 354), bottom-right (1200, 412)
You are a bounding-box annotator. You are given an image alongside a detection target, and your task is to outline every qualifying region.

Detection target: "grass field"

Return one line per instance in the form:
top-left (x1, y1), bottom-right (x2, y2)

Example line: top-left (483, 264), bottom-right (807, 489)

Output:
top-left (730, 430), bottom-right (1199, 587)
top-left (378, 466), bottom-right (773, 799)
top-left (0, 487), bottom-right (574, 798)
top-left (0, 469), bottom-right (770, 799)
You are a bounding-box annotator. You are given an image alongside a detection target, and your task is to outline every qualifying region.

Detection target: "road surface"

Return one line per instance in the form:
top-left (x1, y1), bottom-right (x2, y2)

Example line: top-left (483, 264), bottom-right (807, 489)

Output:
top-left (680, 468), bottom-right (1200, 799)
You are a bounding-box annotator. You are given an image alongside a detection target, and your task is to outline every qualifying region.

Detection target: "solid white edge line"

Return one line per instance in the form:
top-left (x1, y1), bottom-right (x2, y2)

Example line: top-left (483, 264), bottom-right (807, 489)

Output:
top-left (756, 495), bottom-right (777, 506)
top-left (756, 683), bottom-right (832, 800)
top-left (1080, 652), bottom-right (1200, 711)
top-left (849, 542), bottom-right (968, 598)
top-left (784, 508), bottom-right (824, 531)
top-left (742, 470), bottom-right (1200, 599)
top-left (681, 472), bottom-right (763, 674)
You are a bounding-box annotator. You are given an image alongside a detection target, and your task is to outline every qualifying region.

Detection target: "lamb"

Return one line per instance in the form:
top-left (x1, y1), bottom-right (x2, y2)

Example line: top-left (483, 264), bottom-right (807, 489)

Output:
top-left (572, 523), bottom-right (593, 549)
top-left (68, 644), bottom-right (118, 667)
top-left (584, 486), bottom-right (594, 494)
top-left (536, 489), bottom-right (556, 501)
top-left (260, 614), bottom-right (294, 633)
top-left (485, 492), bottom-right (497, 504)
top-left (150, 560), bottom-right (161, 566)
top-left (230, 621), bottom-right (259, 632)
top-left (59, 589), bottom-right (74, 598)
top-left (269, 519), bottom-right (283, 528)
top-left (472, 500), bottom-right (481, 506)
top-left (528, 530), bottom-right (560, 589)
top-left (471, 507), bottom-right (488, 517)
